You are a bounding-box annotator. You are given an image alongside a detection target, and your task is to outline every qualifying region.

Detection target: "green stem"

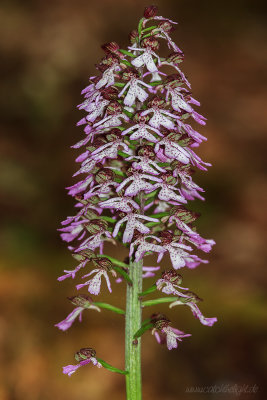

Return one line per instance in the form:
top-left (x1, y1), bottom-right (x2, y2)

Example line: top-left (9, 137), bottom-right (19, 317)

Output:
top-left (125, 259), bottom-right (143, 400)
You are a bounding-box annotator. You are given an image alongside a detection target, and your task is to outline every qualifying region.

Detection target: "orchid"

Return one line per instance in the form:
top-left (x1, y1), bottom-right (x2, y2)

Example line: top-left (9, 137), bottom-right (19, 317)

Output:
top-left (57, 6), bottom-right (216, 399)
top-left (151, 314), bottom-right (191, 350)
top-left (113, 212), bottom-right (159, 243)
top-left (63, 348), bottom-right (102, 376)
top-left (116, 171), bottom-right (162, 197)
top-left (129, 38), bottom-right (161, 73)
top-left (121, 113), bottom-right (163, 142)
top-left (118, 73), bottom-right (151, 107)
top-left (55, 295), bottom-right (100, 331)
top-left (169, 297), bottom-right (217, 327)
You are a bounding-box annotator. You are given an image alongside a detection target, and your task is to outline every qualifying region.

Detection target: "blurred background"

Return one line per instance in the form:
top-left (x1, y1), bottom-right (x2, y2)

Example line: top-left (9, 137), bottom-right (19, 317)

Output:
top-left (0, 0), bottom-right (267, 399)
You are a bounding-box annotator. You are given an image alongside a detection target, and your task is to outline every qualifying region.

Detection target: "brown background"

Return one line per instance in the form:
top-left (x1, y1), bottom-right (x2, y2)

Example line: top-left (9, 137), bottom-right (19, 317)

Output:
top-left (0, 0), bottom-right (267, 399)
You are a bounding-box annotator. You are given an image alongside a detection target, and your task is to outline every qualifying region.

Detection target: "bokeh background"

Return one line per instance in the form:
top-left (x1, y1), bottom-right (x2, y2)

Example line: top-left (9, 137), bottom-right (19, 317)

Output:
top-left (1, 0), bottom-right (267, 399)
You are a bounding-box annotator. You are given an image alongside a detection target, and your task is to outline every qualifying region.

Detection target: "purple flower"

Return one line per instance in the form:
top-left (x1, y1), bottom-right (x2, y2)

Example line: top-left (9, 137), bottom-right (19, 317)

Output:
top-left (63, 348), bottom-right (102, 376)
top-left (169, 209), bottom-right (216, 252)
top-left (76, 259), bottom-right (116, 295)
top-left (116, 171), bottom-right (161, 197)
top-left (99, 197), bottom-right (139, 213)
top-left (55, 302), bottom-right (100, 332)
top-left (59, 220), bottom-right (88, 243)
top-left (95, 64), bottom-right (121, 89)
top-left (170, 298), bottom-right (217, 327)
top-left (129, 234), bottom-right (165, 261)
top-left (113, 213), bottom-right (159, 243)
top-left (121, 113), bottom-right (163, 143)
top-left (126, 155), bottom-right (166, 175)
top-left (118, 76), bottom-right (151, 106)
top-left (157, 231), bottom-right (208, 269)
top-left (156, 269), bottom-right (189, 297)
top-left (151, 314), bottom-right (191, 350)
top-left (155, 136), bottom-right (191, 164)
top-left (129, 46), bottom-right (161, 73)
top-left (142, 265), bottom-right (160, 278)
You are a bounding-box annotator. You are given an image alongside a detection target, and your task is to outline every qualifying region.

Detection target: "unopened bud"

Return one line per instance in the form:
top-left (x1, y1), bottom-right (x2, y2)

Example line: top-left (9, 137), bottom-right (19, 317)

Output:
top-left (162, 269), bottom-right (183, 285)
top-left (68, 294), bottom-right (93, 307)
top-left (92, 257), bottom-right (113, 271)
top-left (129, 30), bottom-right (139, 45)
top-left (144, 5), bottom-right (158, 19)
top-left (75, 347), bottom-right (96, 362)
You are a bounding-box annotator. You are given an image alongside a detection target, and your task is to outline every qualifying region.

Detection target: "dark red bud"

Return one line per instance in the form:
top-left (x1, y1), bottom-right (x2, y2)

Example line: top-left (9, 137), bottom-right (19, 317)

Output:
top-left (158, 21), bottom-right (174, 33)
top-left (144, 5), bottom-right (158, 18)
top-left (101, 41), bottom-right (120, 54)
top-left (101, 86), bottom-right (119, 100)
top-left (161, 269), bottom-right (183, 284)
top-left (137, 145), bottom-right (155, 158)
top-left (129, 30), bottom-right (139, 44)
top-left (142, 36), bottom-right (159, 51)
top-left (159, 230), bottom-right (174, 244)
top-left (75, 347), bottom-right (96, 362)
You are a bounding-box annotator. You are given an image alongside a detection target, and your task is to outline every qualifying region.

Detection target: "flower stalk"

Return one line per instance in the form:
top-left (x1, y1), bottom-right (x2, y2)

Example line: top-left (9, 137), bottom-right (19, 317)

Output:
top-left (55, 5), bottom-right (217, 400)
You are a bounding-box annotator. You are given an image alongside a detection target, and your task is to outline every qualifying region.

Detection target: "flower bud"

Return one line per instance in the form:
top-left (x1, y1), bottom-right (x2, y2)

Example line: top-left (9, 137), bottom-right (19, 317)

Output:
top-left (101, 86), bottom-right (119, 100)
top-left (92, 257), bottom-right (113, 271)
top-left (158, 21), bottom-right (174, 33)
top-left (150, 313), bottom-right (170, 329)
top-left (159, 230), bottom-right (174, 244)
top-left (167, 52), bottom-right (185, 64)
top-left (85, 219), bottom-right (108, 234)
top-left (95, 168), bottom-right (114, 184)
top-left (134, 112), bottom-right (149, 124)
top-left (85, 209), bottom-right (100, 220)
top-left (72, 249), bottom-right (96, 262)
top-left (161, 269), bottom-right (183, 285)
top-left (122, 67), bottom-right (139, 81)
top-left (129, 30), bottom-right (139, 45)
top-left (149, 96), bottom-right (164, 108)
top-left (106, 101), bottom-right (122, 115)
top-left (137, 145), bottom-right (155, 158)
top-left (101, 42), bottom-right (123, 58)
top-left (161, 173), bottom-right (176, 185)
top-left (142, 36), bottom-right (159, 51)
top-left (182, 291), bottom-right (202, 303)
top-left (68, 294), bottom-right (93, 307)
top-left (75, 347), bottom-right (96, 362)
top-left (144, 5), bottom-right (158, 18)
top-left (170, 206), bottom-right (199, 223)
